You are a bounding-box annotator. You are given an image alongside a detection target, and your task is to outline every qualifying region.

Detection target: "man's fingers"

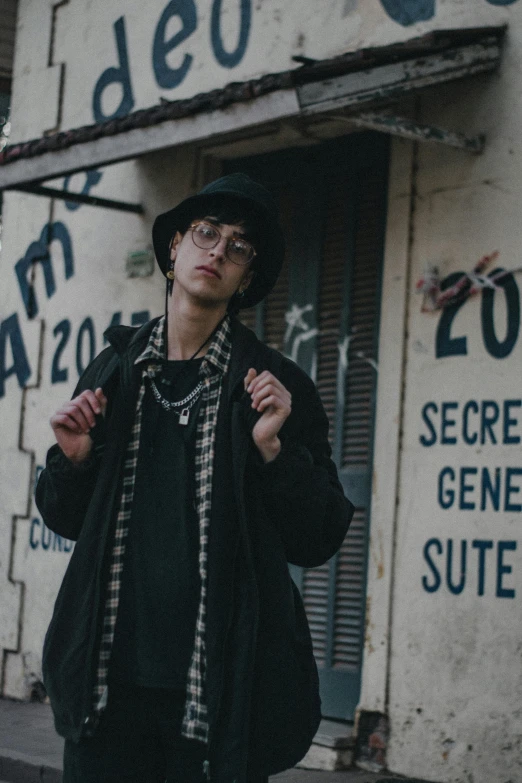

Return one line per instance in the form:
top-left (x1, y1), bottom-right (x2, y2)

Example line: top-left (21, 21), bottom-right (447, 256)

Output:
top-left (50, 387), bottom-right (108, 439)
top-left (52, 413), bottom-right (84, 434)
top-left (94, 387), bottom-right (108, 414)
top-left (256, 394), bottom-right (282, 413)
top-left (244, 368), bottom-right (257, 390)
top-left (63, 403), bottom-right (91, 433)
top-left (73, 396), bottom-right (98, 428)
top-left (247, 371), bottom-right (286, 396)
top-left (251, 381), bottom-right (291, 408)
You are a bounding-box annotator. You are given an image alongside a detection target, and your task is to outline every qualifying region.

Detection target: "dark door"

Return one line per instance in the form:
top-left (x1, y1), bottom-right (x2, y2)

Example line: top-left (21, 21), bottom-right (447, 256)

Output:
top-left (225, 132), bottom-right (388, 720)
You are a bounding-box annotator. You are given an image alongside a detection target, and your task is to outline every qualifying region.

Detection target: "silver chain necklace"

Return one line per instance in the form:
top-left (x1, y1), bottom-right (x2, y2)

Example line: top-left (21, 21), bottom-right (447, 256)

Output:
top-left (148, 376), bottom-right (204, 425)
top-left (150, 314), bottom-right (226, 425)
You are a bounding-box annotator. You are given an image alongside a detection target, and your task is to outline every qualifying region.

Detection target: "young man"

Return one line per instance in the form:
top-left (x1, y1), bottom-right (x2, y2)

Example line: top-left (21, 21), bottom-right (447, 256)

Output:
top-left (36, 173), bottom-right (354, 783)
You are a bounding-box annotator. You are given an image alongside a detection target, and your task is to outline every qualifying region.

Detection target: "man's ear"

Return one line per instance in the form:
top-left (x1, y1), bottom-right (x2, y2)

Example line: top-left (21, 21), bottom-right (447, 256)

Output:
top-left (239, 269), bottom-right (255, 294)
top-left (169, 231), bottom-right (183, 260)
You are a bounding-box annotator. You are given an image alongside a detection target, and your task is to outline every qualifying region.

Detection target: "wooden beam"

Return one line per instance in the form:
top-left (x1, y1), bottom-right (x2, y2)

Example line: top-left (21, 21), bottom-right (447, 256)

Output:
top-left (0, 90), bottom-right (300, 189)
top-left (0, 35), bottom-right (502, 190)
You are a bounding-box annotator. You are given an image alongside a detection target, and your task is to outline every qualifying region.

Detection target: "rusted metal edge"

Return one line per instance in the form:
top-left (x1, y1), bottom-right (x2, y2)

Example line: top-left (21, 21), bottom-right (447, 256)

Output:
top-left (344, 113), bottom-right (485, 153)
top-left (297, 39), bottom-right (501, 111)
top-left (0, 25), bottom-right (505, 172)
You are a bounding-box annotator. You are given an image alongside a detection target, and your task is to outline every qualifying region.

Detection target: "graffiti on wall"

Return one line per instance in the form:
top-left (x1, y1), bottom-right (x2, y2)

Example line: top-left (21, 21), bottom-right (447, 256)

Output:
top-left (416, 264), bottom-right (521, 599)
top-left (420, 399), bottom-right (519, 597)
top-left (380, 0), bottom-right (517, 27)
top-left (92, 0), bottom-right (252, 122)
top-left (0, 179), bottom-right (152, 554)
top-left (91, 0), bottom-right (522, 125)
top-left (0, 219), bottom-right (150, 398)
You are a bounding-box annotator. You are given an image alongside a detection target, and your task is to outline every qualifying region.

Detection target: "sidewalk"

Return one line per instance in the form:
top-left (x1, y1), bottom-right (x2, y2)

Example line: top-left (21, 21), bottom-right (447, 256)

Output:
top-left (0, 698), bottom-right (426, 783)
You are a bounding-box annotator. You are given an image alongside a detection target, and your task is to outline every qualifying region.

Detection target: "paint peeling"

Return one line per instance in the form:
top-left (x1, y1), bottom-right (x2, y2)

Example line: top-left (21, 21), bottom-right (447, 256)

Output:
top-left (370, 529), bottom-right (385, 579)
top-left (356, 711), bottom-right (389, 772)
top-left (364, 596), bottom-right (376, 654)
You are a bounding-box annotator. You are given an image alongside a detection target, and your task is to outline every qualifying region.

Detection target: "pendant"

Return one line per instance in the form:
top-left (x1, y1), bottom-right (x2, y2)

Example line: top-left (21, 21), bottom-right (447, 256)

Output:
top-left (179, 408), bottom-right (190, 426)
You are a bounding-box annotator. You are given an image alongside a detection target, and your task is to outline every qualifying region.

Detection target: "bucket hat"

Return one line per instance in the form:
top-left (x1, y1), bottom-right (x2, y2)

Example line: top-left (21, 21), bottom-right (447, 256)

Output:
top-left (152, 173), bottom-right (285, 308)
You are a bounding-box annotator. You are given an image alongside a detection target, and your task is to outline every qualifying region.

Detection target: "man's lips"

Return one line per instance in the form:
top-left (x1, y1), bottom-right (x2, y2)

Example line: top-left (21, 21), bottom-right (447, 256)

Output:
top-left (196, 265), bottom-right (221, 279)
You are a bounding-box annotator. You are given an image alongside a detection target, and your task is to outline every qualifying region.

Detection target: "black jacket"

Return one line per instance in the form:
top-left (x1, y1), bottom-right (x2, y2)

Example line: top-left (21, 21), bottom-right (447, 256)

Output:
top-left (36, 316), bottom-right (353, 782)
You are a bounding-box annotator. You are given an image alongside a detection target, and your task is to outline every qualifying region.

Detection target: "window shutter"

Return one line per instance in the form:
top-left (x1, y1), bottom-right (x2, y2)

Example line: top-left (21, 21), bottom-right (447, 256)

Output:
top-left (229, 133), bottom-right (388, 719)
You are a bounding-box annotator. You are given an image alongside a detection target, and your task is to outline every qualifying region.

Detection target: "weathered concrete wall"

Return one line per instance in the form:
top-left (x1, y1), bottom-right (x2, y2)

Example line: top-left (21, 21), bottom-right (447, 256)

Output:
top-left (1, 2), bottom-right (521, 783)
top-left (9, 0), bottom-right (510, 141)
top-left (379, 10), bottom-right (522, 783)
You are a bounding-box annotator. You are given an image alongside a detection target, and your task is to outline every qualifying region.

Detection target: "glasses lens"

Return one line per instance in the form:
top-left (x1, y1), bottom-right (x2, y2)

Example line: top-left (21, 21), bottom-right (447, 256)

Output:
top-left (191, 222), bottom-right (254, 264)
top-left (192, 222), bottom-right (219, 248)
top-left (227, 238), bottom-right (253, 265)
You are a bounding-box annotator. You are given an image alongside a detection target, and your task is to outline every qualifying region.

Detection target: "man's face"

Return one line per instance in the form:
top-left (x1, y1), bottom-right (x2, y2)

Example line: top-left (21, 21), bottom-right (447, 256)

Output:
top-left (169, 216), bottom-right (254, 307)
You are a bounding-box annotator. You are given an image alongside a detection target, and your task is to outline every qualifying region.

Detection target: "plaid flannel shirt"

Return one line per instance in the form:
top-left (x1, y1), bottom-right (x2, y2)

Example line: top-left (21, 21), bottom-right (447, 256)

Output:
top-left (93, 314), bottom-right (232, 743)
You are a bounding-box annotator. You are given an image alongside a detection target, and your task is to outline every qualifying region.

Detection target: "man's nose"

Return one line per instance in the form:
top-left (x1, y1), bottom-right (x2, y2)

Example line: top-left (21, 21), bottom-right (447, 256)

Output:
top-left (209, 238), bottom-right (227, 261)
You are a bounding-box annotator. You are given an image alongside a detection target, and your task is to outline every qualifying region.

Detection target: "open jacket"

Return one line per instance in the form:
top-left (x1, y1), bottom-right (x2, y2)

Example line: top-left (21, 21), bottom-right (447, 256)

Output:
top-left (36, 316), bottom-right (354, 783)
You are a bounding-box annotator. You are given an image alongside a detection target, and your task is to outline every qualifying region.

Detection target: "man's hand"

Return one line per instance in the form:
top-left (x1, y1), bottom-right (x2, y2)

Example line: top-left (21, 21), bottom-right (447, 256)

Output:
top-left (244, 369), bottom-right (291, 463)
top-left (50, 388), bottom-right (107, 465)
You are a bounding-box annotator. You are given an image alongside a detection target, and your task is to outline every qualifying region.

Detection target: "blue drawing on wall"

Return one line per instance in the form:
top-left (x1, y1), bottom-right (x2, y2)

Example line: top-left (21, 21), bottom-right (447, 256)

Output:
top-left (422, 538), bottom-right (516, 598)
top-left (30, 517), bottom-right (74, 552)
top-left (153, 0), bottom-right (197, 89)
top-left (0, 313), bottom-right (31, 398)
top-left (15, 222), bottom-right (74, 319)
top-left (92, 16), bottom-right (135, 123)
top-left (379, 0), bottom-right (435, 25)
top-left (95, 1), bottom-right (254, 120)
top-left (485, 0), bottom-right (518, 5)
top-left (63, 170), bottom-right (103, 211)
top-left (211, 0), bottom-right (252, 68)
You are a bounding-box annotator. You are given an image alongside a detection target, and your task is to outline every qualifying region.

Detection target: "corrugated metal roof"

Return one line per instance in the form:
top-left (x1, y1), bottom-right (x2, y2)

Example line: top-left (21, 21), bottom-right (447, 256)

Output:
top-left (0, 25), bottom-right (505, 169)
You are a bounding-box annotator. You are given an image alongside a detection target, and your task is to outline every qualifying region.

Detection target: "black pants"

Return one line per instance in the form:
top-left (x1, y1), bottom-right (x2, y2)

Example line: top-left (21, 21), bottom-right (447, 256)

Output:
top-left (63, 685), bottom-right (266, 783)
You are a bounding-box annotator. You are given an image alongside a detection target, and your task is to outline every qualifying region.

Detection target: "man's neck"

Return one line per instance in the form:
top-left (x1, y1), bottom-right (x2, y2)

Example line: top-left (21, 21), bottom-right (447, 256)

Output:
top-left (166, 293), bottom-right (227, 360)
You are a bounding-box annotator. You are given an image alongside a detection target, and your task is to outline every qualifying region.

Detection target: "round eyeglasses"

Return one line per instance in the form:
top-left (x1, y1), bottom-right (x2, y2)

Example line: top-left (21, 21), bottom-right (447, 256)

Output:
top-left (189, 221), bottom-right (256, 266)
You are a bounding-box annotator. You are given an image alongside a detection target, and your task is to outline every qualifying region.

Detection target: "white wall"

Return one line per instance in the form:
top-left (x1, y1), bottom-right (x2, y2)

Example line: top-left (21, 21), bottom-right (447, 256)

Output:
top-left (381, 11), bottom-right (522, 783)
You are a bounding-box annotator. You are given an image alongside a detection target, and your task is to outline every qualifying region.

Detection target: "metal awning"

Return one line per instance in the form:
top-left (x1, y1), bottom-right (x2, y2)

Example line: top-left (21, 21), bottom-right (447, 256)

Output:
top-left (0, 25), bottom-right (505, 212)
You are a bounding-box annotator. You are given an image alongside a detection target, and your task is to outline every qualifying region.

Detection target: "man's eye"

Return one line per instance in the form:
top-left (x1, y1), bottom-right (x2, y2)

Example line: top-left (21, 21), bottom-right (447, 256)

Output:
top-left (198, 224), bottom-right (217, 238)
top-left (230, 239), bottom-right (248, 255)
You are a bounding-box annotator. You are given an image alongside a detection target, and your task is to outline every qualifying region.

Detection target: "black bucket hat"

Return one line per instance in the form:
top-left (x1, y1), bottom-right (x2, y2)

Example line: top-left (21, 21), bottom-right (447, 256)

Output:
top-left (152, 173), bottom-right (285, 308)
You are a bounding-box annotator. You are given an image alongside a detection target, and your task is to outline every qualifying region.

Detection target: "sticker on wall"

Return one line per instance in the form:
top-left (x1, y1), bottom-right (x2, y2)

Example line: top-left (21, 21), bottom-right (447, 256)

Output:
top-left (126, 248), bottom-right (155, 278)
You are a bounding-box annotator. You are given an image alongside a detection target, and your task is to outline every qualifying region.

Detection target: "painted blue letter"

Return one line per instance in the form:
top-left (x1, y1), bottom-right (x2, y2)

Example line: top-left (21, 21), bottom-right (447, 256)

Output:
top-left (496, 541), bottom-right (516, 599)
top-left (446, 539), bottom-right (466, 595)
top-left (438, 467), bottom-right (455, 509)
top-left (0, 313), bottom-right (31, 398)
top-left (472, 539), bottom-right (493, 596)
top-left (420, 401), bottom-right (437, 446)
top-left (153, 0), bottom-right (197, 89)
top-left (15, 222), bottom-right (74, 319)
top-left (92, 17), bottom-right (135, 122)
top-left (379, 0), bottom-right (435, 27)
top-left (211, 0), bottom-right (251, 68)
top-left (422, 538), bottom-right (442, 593)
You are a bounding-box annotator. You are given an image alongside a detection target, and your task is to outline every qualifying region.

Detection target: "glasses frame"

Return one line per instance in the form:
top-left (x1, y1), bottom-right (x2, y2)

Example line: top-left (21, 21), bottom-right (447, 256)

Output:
top-left (189, 220), bottom-right (256, 266)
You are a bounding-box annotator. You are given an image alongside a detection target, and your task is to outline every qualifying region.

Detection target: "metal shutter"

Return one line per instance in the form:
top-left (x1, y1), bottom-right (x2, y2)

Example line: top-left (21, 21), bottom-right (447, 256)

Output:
top-left (230, 132), bottom-right (388, 719)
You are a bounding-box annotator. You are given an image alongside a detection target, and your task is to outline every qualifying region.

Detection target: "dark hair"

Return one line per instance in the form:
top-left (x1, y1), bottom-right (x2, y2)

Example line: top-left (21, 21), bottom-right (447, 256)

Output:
top-left (179, 195), bottom-right (265, 313)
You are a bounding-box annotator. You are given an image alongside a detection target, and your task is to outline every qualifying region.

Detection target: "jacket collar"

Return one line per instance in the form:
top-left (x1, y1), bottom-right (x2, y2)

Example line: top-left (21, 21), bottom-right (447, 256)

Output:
top-left (134, 315), bottom-right (232, 380)
top-left (104, 314), bottom-right (272, 399)
top-left (104, 316), bottom-right (162, 360)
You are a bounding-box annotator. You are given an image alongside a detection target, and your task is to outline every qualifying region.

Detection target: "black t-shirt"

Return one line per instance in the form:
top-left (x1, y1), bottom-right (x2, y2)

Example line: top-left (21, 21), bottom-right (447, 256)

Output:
top-left (109, 358), bottom-right (204, 689)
